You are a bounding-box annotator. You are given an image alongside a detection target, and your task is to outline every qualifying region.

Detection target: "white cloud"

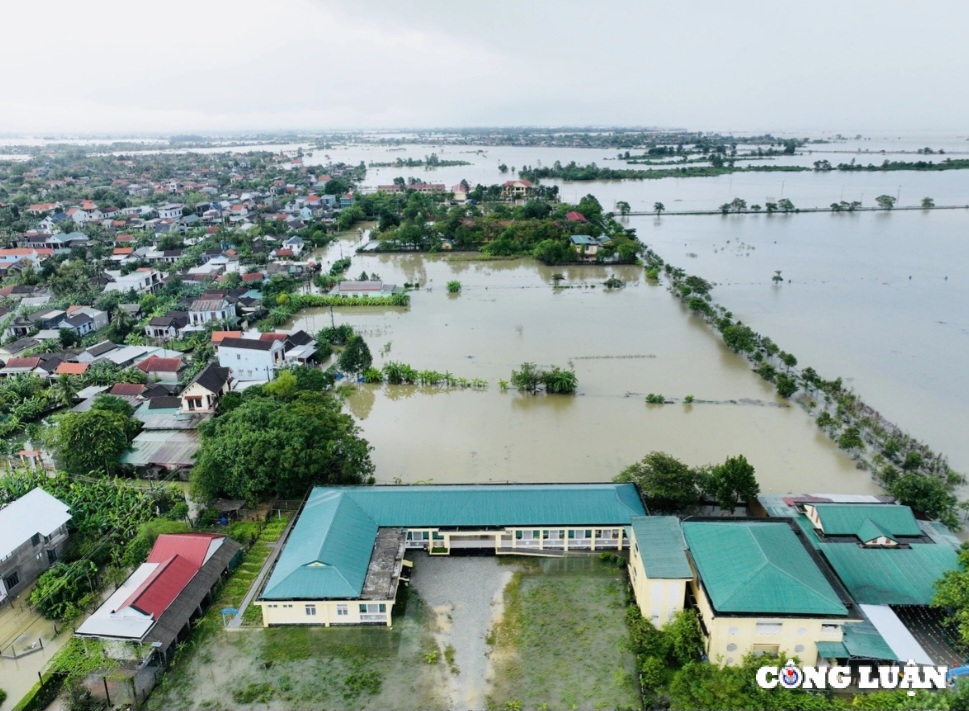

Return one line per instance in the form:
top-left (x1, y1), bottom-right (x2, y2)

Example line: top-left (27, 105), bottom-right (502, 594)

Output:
top-left (1, 0), bottom-right (966, 133)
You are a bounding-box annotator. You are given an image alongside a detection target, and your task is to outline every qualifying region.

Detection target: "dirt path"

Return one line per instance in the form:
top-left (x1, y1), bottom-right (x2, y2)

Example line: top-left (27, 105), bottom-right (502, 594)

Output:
top-left (408, 553), bottom-right (514, 710)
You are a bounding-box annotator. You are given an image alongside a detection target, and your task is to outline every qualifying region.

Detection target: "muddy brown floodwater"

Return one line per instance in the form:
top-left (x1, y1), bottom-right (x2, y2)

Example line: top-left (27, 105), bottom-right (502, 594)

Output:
top-left (292, 236), bottom-right (881, 495)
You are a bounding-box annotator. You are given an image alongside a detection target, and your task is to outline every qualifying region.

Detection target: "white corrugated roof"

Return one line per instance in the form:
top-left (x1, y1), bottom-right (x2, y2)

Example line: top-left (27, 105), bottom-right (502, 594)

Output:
top-left (860, 604), bottom-right (933, 665)
top-left (0, 488), bottom-right (71, 559)
top-left (75, 564), bottom-right (157, 640)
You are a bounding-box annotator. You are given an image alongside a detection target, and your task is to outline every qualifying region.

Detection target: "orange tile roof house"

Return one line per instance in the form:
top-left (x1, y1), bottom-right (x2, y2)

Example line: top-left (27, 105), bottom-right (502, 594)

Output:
top-left (54, 362), bottom-right (89, 376)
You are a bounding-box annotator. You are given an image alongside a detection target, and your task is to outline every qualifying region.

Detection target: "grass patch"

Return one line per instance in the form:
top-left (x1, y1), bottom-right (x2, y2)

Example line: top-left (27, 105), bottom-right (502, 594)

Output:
top-left (486, 558), bottom-right (638, 711)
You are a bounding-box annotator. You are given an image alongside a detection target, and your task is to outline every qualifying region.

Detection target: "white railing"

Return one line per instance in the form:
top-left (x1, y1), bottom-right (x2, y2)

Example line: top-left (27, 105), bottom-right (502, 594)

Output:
top-left (360, 613), bottom-right (387, 623)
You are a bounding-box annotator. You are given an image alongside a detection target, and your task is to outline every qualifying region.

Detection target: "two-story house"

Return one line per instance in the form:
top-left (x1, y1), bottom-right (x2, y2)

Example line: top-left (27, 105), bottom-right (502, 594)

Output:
top-left (0, 488), bottom-right (71, 606)
top-left (145, 312), bottom-right (189, 341)
top-left (187, 298), bottom-right (235, 328)
top-left (217, 337), bottom-right (285, 382)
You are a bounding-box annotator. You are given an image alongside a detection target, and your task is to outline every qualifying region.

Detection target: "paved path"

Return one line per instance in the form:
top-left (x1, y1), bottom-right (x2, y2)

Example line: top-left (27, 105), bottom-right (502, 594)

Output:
top-left (225, 513), bottom-right (298, 629)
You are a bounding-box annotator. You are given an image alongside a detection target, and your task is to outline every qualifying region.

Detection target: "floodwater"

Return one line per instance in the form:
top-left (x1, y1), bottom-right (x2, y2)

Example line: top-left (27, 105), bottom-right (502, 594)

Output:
top-left (297, 134), bottom-right (969, 479)
top-left (294, 234), bottom-right (880, 494)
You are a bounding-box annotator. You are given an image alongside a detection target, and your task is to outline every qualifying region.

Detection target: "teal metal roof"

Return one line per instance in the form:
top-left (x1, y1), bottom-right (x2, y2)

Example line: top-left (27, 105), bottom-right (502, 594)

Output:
top-left (630, 516), bottom-right (692, 579)
top-left (841, 619), bottom-right (897, 660)
top-left (342, 483), bottom-right (645, 528)
top-left (816, 641), bottom-right (848, 659)
top-left (817, 543), bottom-right (958, 605)
top-left (262, 484), bottom-right (645, 601)
top-left (262, 491), bottom-right (378, 600)
top-left (855, 518), bottom-right (896, 544)
top-left (682, 522), bottom-right (848, 617)
top-left (811, 504), bottom-right (921, 538)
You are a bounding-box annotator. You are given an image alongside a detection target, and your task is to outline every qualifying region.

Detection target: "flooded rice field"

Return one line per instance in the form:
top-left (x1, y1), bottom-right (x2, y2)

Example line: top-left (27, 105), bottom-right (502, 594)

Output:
top-left (296, 236), bottom-right (880, 494)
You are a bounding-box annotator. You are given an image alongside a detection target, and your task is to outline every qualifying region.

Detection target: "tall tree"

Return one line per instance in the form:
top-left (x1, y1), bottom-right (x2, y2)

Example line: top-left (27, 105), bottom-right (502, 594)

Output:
top-left (51, 408), bottom-right (133, 475)
top-left (339, 335), bottom-right (373, 376)
top-left (705, 454), bottom-right (760, 513)
top-left (614, 451), bottom-right (700, 513)
top-left (191, 390), bottom-right (374, 502)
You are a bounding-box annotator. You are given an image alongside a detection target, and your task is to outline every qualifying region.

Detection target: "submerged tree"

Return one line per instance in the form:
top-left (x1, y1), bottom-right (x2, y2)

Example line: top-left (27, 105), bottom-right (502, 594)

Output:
top-left (614, 451), bottom-right (701, 513)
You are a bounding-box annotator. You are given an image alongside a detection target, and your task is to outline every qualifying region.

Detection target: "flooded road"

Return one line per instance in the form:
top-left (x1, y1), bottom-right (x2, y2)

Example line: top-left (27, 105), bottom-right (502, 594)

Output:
top-left (295, 237), bottom-right (880, 494)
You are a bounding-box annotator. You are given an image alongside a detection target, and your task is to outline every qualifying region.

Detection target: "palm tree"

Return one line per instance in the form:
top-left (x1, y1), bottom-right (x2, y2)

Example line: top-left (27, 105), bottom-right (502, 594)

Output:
top-left (51, 374), bottom-right (79, 408)
top-left (654, 202), bottom-right (665, 216)
top-left (543, 367), bottom-right (578, 394)
top-left (111, 306), bottom-right (136, 340)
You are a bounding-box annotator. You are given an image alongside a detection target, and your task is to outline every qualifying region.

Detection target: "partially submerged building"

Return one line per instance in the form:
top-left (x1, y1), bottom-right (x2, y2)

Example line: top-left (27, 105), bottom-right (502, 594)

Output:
top-left (256, 483), bottom-right (646, 627)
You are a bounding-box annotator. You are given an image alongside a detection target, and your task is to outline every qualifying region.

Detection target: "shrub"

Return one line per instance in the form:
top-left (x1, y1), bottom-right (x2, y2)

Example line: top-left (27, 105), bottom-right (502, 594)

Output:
top-left (446, 280), bottom-right (461, 293)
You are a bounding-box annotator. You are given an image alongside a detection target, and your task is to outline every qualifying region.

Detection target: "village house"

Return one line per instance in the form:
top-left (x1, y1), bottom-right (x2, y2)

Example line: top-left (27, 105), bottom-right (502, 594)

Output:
top-left (328, 281), bottom-right (403, 298)
top-left (156, 203), bottom-right (185, 220)
top-left (136, 355), bottom-right (184, 384)
top-left (179, 363), bottom-right (231, 414)
top-left (104, 268), bottom-right (164, 295)
top-left (76, 340), bottom-right (119, 363)
top-left (187, 298), bottom-right (235, 328)
top-left (500, 179), bottom-right (535, 202)
top-left (0, 488), bottom-right (72, 606)
top-left (217, 337), bottom-right (285, 382)
top-left (75, 534), bottom-right (241, 664)
top-left (256, 483), bottom-right (645, 627)
top-left (145, 312), bottom-right (189, 341)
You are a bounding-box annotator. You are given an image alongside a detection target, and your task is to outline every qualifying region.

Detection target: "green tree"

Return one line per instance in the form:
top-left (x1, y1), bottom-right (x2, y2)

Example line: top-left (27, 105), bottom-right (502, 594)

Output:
top-left (654, 202), bottom-right (665, 216)
top-left (29, 560), bottom-right (99, 621)
top-left (934, 545), bottom-right (969, 644)
top-left (51, 408), bottom-right (133, 475)
top-left (446, 280), bottom-right (461, 294)
top-left (339, 335), bottom-right (373, 376)
top-left (541, 366), bottom-right (578, 394)
top-left (191, 390), bottom-right (374, 502)
top-left (772, 270), bottom-right (783, 284)
top-left (50, 374), bottom-right (80, 408)
top-left (775, 373), bottom-right (798, 399)
top-left (875, 194), bottom-right (897, 210)
top-left (921, 196), bottom-right (935, 209)
top-left (510, 362), bottom-right (543, 394)
top-left (615, 200), bottom-right (631, 217)
top-left (777, 198), bottom-right (796, 213)
top-left (889, 472), bottom-right (959, 529)
top-left (614, 451), bottom-right (700, 513)
top-left (705, 454), bottom-right (760, 513)
top-left (837, 426), bottom-right (864, 451)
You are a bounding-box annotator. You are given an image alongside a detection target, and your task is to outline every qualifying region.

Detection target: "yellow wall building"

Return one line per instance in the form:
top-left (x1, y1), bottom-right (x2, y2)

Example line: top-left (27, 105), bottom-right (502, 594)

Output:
top-left (627, 516), bottom-right (691, 627)
top-left (681, 521), bottom-right (852, 666)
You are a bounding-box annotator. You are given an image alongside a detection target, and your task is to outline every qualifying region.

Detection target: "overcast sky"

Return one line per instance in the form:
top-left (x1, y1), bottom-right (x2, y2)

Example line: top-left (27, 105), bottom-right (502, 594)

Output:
top-left (1, 0), bottom-right (965, 135)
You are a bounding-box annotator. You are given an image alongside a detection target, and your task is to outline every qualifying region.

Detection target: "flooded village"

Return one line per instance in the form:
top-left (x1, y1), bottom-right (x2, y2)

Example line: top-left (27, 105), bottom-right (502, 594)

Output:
top-left (0, 127), bottom-right (968, 711)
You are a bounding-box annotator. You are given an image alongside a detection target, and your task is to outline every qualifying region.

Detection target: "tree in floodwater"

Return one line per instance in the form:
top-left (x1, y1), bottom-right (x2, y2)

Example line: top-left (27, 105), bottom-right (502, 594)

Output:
top-left (875, 194), bottom-right (897, 210)
top-left (615, 200), bottom-right (631, 217)
top-left (921, 196), bottom-right (935, 208)
top-left (614, 451), bottom-right (701, 513)
top-left (772, 270), bottom-right (783, 284)
top-left (339, 335), bottom-right (373, 376)
top-left (654, 202), bottom-right (665, 215)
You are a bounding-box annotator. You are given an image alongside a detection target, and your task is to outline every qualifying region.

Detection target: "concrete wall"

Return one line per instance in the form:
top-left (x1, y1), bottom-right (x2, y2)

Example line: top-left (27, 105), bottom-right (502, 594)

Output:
top-left (0, 524), bottom-right (69, 601)
top-left (257, 599), bottom-right (394, 627)
top-left (627, 545), bottom-right (686, 627)
top-left (218, 344), bottom-right (283, 381)
top-left (692, 579), bottom-right (843, 666)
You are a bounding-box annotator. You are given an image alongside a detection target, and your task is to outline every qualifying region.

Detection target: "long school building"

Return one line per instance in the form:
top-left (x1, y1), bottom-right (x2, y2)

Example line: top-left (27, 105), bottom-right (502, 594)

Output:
top-left (256, 483), bottom-right (646, 627)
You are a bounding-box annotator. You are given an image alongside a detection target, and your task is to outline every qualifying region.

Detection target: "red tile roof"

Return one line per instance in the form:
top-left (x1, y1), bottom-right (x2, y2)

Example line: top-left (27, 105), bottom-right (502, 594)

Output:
top-left (565, 211), bottom-right (588, 222)
top-left (54, 362), bottom-right (88, 375)
top-left (148, 533), bottom-right (222, 568)
top-left (109, 382), bottom-right (145, 396)
top-left (4, 357), bottom-right (41, 369)
top-left (136, 356), bottom-right (183, 373)
top-left (113, 247), bottom-right (134, 255)
top-left (241, 272), bottom-right (264, 282)
top-left (259, 333), bottom-right (288, 342)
